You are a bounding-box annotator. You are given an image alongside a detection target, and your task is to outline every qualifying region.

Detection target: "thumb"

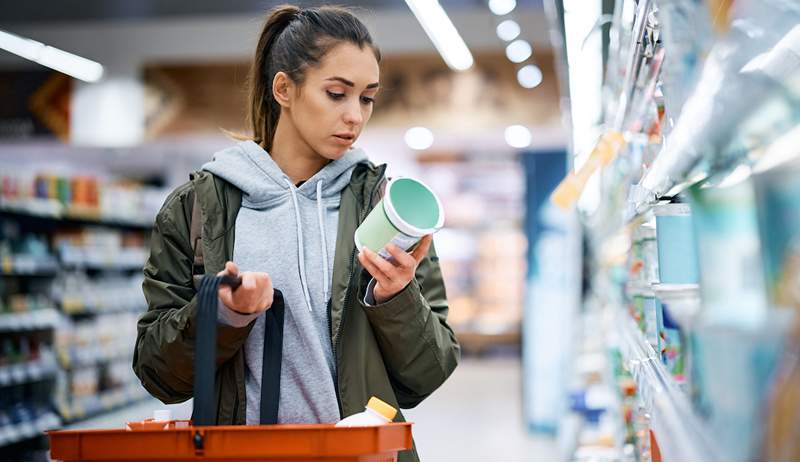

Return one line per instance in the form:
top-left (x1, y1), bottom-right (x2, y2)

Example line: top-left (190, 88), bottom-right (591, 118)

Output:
top-left (225, 261), bottom-right (239, 275)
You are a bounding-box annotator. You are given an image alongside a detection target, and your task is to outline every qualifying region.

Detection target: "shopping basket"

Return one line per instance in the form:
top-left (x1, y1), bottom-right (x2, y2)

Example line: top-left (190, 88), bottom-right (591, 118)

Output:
top-left (48, 274), bottom-right (414, 461)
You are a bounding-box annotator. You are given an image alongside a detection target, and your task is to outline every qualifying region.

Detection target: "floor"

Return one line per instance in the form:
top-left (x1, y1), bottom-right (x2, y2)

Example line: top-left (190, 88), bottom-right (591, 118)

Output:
top-left (64, 356), bottom-right (561, 462)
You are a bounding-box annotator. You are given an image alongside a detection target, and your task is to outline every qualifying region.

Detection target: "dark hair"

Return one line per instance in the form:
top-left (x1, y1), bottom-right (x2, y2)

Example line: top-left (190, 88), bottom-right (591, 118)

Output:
top-left (245, 4), bottom-right (381, 151)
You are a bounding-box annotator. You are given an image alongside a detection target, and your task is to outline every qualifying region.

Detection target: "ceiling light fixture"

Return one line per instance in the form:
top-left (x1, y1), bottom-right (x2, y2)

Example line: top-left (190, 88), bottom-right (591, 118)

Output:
top-left (405, 0), bottom-right (474, 71)
top-left (0, 29), bottom-right (104, 82)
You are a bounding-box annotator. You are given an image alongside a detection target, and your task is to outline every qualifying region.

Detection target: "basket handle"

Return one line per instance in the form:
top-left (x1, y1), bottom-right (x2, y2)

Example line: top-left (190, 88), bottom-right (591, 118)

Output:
top-left (193, 274), bottom-right (284, 426)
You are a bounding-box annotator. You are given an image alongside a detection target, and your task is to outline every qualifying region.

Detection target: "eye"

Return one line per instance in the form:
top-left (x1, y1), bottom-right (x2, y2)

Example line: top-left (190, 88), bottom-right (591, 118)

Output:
top-left (361, 96), bottom-right (375, 105)
top-left (326, 90), bottom-right (345, 100)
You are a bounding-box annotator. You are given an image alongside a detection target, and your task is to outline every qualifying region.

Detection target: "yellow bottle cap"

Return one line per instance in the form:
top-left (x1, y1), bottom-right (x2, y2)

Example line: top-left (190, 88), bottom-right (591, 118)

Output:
top-left (367, 397), bottom-right (397, 421)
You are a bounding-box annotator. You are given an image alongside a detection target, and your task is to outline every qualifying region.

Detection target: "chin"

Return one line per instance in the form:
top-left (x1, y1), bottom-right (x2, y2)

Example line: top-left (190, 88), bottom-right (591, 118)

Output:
top-left (319, 146), bottom-right (350, 160)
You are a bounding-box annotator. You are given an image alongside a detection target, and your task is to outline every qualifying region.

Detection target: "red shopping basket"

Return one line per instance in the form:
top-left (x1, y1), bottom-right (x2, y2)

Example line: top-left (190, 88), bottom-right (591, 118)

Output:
top-left (48, 275), bottom-right (413, 461)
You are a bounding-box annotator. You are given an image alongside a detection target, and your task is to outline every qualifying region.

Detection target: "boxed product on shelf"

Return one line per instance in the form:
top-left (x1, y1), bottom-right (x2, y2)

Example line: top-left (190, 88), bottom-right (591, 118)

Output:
top-left (657, 299), bottom-right (685, 384)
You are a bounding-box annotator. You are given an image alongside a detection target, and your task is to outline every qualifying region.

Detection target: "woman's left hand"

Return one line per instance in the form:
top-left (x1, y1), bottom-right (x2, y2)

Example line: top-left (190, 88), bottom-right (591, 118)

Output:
top-left (358, 234), bottom-right (433, 304)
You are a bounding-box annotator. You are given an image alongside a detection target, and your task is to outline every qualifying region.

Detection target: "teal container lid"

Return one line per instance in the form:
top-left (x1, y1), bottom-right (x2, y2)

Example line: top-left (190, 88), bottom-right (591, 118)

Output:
top-left (384, 177), bottom-right (445, 236)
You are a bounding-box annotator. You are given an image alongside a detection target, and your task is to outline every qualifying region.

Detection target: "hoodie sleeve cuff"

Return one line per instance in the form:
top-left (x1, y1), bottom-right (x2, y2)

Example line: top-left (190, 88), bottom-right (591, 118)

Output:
top-left (363, 278), bottom-right (378, 307)
top-left (363, 278), bottom-right (406, 307)
top-left (217, 297), bottom-right (259, 327)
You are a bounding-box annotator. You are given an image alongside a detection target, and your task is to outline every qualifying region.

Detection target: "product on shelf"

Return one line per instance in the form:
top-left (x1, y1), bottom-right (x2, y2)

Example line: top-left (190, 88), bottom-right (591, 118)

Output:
top-left (50, 272), bottom-right (146, 314)
top-left (753, 154), bottom-right (800, 462)
top-left (0, 226), bottom-right (59, 275)
top-left (0, 170), bottom-right (167, 225)
top-left (690, 175), bottom-right (769, 328)
top-left (54, 311), bottom-right (142, 423)
top-left (657, 299), bottom-right (685, 384)
top-left (653, 202), bottom-right (699, 284)
top-left (53, 228), bottom-right (148, 270)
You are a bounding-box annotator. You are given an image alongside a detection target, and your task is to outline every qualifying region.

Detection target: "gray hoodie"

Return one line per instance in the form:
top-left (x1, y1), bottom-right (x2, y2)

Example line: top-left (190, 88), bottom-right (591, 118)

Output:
top-left (202, 140), bottom-right (369, 425)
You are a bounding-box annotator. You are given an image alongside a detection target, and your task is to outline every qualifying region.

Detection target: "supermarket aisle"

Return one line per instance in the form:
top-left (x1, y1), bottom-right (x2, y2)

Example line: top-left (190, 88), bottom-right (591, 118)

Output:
top-left (64, 357), bottom-right (559, 461)
top-left (405, 356), bottom-right (559, 462)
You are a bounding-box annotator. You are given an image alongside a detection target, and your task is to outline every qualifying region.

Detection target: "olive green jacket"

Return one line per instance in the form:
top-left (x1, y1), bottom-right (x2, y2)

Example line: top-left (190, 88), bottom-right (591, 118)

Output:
top-left (133, 162), bottom-right (460, 462)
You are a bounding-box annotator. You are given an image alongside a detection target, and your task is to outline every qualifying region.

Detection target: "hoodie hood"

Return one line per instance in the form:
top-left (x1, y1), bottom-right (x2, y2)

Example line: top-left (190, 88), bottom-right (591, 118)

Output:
top-left (202, 140), bottom-right (369, 209)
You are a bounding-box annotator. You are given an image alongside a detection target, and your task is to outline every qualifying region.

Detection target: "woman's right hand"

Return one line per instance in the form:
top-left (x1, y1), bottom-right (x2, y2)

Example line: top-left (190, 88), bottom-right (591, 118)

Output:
top-left (217, 261), bottom-right (273, 315)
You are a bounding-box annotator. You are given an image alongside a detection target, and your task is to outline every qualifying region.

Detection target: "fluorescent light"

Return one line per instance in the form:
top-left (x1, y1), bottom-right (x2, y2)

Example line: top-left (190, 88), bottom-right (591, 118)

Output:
top-left (405, 0), bottom-right (474, 71)
top-left (404, 127), bottom-right (434, 150)
top-left (563, 0), bottom-right (603, 170)
top-left (517, 64), bottom-right (543, 88)
top-left (506, 39), bottom-right (532, 63)
top-left (505, 125), bottom-right (532, 148)
top-left (496, 19), bottom-right (521, 41)
top-left (0, 29), bottom-right (104, 82)
top-left (489, 0), bottom-right (516, 16)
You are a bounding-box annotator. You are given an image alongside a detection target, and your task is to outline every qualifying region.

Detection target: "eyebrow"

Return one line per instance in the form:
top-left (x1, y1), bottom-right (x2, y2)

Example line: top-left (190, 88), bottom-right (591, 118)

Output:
top-left (326, 76), bottom-right (380, 89)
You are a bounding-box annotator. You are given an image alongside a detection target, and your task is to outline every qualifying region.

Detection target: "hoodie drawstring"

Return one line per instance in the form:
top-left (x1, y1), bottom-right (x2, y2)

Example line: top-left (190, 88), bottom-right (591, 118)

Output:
top-left (285, 178), bottom-right (314, 313)
top-left (316, 180), bottom-right (330, 304)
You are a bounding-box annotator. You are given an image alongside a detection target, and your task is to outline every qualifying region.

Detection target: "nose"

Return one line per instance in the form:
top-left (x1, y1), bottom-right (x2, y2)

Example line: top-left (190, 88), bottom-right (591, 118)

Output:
top-left (342, 100), bottom-right (363, 127)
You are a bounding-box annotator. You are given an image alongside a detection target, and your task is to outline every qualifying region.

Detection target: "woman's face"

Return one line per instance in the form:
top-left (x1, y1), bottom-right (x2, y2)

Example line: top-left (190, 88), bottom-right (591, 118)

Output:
top-left (285, 42), bottom-right (380, 160)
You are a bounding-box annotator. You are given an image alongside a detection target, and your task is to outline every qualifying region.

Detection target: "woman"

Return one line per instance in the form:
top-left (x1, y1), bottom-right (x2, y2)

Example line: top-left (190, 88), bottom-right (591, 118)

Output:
top-left (132, 5), bottom-right (460, 461)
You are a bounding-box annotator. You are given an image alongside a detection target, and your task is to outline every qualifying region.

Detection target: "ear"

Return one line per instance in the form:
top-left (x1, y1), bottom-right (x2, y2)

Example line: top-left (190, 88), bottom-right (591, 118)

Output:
top-left (272, 71), bottom-right (294, 109)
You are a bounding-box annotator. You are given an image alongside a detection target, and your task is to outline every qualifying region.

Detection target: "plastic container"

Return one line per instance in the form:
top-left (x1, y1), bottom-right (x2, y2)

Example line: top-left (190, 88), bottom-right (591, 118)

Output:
top-left (653, 202), bottom-right (699, 284)
top-left (634, 224), bottom-right (659, 284)
top-left (335, 397), bottom-right (397, 427)
top-left (354, 177), bottom-right (444, 259)
top-left (652, 283), bottom-right (700, 330)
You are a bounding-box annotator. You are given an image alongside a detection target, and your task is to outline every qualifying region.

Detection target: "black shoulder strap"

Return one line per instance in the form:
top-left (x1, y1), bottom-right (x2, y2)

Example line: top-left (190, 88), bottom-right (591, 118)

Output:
top-left (190, 187), bottom-right (205, 288)
top-left (260, 290), bottom-right (285, 424)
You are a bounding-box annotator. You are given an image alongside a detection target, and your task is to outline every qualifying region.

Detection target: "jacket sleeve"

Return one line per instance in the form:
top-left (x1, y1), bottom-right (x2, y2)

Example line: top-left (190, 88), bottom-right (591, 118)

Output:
top-left (359, 242), bottom-right (461, 408)
top-left (133, 186), bottom-right (254, 404)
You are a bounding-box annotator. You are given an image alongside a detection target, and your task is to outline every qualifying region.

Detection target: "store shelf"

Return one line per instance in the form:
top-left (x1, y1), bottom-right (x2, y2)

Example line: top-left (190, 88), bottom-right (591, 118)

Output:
top-left (0, 201), bottom-right (152, 230)
top-left (59, 384), bottom-right (150, 424)
top-left (57, 300), bottom-right (146, 316)
top-left (1, 258), bottom-right (60, 277)
top-left (57, 345), bottom-right (132, 370)
top-left (617, 313), bottom-right (724, 462)
top-left (58, 249), bottom-right (148, 272)
top-left (0, 352), bottom-right (59, 388)
top-left (0, 412), bottom-right (60, 448)
top-left (0, 309), bottom-right (60, 332)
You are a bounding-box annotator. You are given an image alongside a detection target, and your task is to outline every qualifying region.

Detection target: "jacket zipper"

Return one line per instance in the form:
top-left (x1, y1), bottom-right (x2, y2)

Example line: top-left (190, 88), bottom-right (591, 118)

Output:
top-left (330, 165), bottom-right (386, 418)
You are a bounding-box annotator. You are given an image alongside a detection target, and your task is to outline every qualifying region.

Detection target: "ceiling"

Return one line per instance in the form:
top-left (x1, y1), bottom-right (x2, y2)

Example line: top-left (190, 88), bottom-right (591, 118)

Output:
top-left (0, 0), bottom-right (543, 25)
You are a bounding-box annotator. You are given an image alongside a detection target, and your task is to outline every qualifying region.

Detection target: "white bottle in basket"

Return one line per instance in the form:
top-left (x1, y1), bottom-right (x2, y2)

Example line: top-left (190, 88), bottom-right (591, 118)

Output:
top-left (335, 397), bottom-right (397, 427)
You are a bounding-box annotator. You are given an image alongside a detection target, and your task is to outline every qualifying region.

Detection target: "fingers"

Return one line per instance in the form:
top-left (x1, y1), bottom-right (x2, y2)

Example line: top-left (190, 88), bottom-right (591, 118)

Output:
top-left (410, 235), bottom-right (433, 263)
top-left (242, 271), bottom-right (256, 291)
top-left (358, 249), bottom-right (392, 283)
top-left (217, 261), bottom-right (239, 277)
top-left (385, 243), bottom-right (417, 269)
top-left (218, 270), bottom-right (273, 314)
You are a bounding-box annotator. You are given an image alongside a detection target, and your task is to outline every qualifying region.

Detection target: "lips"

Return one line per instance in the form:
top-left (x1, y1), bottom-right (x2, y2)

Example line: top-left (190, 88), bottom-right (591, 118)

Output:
top-left (334, 133), bottom-right (355, 141)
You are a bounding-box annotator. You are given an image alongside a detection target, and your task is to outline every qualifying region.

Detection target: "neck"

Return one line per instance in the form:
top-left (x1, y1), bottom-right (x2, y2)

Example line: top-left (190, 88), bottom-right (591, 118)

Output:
top-left (268, 114), bottom-right (330, 185)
